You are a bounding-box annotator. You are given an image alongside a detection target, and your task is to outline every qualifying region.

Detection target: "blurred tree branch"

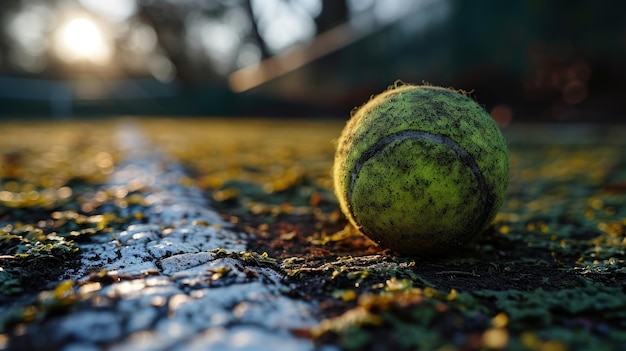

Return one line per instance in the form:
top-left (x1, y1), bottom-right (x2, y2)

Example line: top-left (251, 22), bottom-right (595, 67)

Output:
top-left (315, 0), bottom-right (348, 34)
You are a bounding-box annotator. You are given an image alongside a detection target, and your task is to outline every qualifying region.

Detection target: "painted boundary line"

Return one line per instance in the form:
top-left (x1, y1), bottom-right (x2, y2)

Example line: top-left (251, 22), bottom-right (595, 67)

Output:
top-left (9, 122), bottom-right (322, 351)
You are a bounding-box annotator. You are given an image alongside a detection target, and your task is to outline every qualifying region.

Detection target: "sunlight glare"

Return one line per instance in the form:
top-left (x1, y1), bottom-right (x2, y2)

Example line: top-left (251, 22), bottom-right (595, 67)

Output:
top-left (56, 18), bottom-right (111, 65)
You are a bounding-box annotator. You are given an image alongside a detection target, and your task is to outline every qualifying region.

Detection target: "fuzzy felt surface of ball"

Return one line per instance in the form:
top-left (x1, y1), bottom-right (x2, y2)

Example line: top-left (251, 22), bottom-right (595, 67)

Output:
top-left (333, 84), bottom-right (509, 255)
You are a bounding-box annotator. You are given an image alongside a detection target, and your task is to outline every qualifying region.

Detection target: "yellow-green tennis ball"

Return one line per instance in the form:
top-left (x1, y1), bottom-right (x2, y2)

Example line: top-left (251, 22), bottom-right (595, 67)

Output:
top-left (333, 84), bottom-right (509, 256)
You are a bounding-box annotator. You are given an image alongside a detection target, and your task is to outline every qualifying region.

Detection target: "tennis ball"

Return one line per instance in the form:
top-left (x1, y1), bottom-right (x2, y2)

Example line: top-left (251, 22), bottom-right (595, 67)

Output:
top-left (333, 83), bottom-right (509, 256)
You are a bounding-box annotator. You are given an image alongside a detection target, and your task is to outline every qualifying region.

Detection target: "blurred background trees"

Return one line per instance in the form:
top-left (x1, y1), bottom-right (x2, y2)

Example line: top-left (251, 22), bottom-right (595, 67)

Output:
top-left (0, 0), bottom-right (624, 122)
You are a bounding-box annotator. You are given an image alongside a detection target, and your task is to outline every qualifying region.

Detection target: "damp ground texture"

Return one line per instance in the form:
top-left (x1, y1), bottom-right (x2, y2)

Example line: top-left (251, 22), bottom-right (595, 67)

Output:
top-left (1, 118), bottom-right (626, 351)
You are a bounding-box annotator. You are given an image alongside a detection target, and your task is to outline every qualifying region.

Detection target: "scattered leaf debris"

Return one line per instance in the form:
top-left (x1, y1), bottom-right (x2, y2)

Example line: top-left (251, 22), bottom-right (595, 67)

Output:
top-left (2, 118), bottom-right (626, 350)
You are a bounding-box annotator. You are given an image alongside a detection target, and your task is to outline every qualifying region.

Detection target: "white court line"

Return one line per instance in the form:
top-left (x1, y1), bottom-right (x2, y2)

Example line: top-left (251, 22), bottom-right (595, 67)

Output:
top-left (11, 122), bottom-right (324, 351)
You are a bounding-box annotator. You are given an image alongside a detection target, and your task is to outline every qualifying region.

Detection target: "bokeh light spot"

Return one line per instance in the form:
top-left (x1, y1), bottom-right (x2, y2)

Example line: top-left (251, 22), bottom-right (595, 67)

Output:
top-left (490, 104), bottom-right (513, 127)
top-left (562, 80), bottom-right (587, 105)
top-left (55, 17), bottom-right (111, 65)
